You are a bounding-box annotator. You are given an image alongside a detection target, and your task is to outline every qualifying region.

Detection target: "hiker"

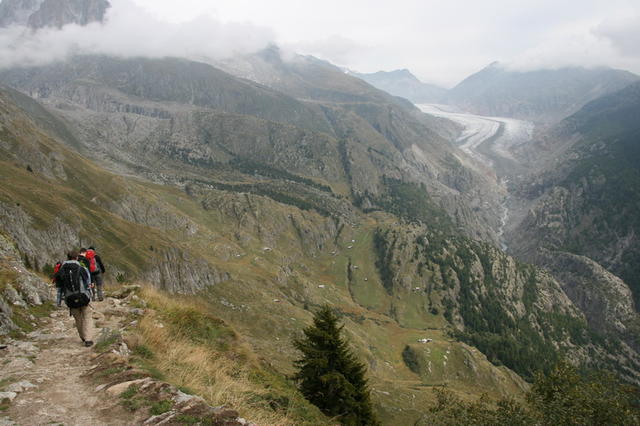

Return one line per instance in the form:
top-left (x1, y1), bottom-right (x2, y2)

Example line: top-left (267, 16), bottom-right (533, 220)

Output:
top-left (78, 248), bottom-right (91, 270)
top-left (87, 246), bottom-right (106, 301)
top-left (55, 250), bottom-right (94, 347)
top-left (78, 248), bottom-right (93, 298)
top-left (81, 246), bottom-right (106, 301)
top-left (51, 261), bottom-right (62, 286)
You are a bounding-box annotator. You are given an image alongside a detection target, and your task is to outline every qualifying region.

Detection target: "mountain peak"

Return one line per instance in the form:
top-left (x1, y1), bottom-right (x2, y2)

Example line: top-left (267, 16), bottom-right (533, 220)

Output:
top-left (374, 68), bottom-right (418, 80)
top-left (354, 68), bottom-right (446, 103)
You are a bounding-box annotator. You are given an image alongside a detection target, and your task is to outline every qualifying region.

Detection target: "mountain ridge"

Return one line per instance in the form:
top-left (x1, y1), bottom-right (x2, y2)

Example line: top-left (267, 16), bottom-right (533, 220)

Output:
top-left (350, 68), bottom-right (447, 104)
top-left (445, 62), bottom-right (639, 123)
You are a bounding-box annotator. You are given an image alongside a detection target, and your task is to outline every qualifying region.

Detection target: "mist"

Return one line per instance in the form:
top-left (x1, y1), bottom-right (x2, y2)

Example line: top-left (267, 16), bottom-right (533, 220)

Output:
top-left (0, 0), bottom-right (639, 86)
top-left (0, 0), bottom-right (275, 69)
top-left (504, 14), bottom-right (640, 74)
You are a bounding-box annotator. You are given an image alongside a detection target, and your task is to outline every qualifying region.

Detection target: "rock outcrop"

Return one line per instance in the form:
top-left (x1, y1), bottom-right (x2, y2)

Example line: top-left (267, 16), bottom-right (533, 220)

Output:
top-left (0, 232), bottom-right (53, 335)
top-left (540, 250), bottom-right (637, 335)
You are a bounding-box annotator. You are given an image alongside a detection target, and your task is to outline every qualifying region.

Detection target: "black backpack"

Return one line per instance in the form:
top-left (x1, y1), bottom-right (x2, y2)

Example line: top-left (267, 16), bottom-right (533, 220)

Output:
top-left (58, 263), bottom-right (90, 308)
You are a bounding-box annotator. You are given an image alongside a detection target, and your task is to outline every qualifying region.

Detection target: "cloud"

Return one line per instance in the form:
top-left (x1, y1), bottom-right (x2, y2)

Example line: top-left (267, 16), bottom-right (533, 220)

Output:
top-left (286, 35), bottom-right (366, 65)
top-left (505, 27), bottom-right (616, 71)
top-left (1, 0), bottom-right (638, 85)
top-left (0, 0), bottom-right (275, 69)
top-left (503, 14), bottom-right (640, 74)
top-left (595, 15), bottom-right (640, 58)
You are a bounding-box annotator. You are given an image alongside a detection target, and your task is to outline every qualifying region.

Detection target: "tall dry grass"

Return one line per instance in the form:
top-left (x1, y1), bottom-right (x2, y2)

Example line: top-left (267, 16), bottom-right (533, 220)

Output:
top-left (130, 285), bottom-right (321, 426)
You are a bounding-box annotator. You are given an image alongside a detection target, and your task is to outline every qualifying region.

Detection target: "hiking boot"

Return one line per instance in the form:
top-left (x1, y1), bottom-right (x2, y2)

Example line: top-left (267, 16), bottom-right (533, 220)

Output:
top-left (84, 340), bottom-right (94, 347)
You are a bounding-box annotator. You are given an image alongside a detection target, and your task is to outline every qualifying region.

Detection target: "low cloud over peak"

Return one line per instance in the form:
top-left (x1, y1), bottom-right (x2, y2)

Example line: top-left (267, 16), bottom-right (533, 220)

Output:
top-left (0, 0), bottom-right (275, 69)
top-left (595, 15), bottom-right (640, 58)
top-left (0, 0), bottom-right (638, 86)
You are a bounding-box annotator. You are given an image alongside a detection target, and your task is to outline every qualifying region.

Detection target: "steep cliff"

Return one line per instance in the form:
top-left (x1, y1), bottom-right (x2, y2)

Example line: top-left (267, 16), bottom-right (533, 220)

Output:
top-left (0, 232), bottom-right (53, 335)
top-left (372, 225), bottom-right (590, 378)
top-left (503, 82), bottom-right (640, 384)
top-left (509, 82), bottom-right (640, 302)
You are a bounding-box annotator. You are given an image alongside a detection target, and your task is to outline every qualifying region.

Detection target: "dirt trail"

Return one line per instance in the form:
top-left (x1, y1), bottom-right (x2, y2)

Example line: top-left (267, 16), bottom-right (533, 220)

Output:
top-left (1, 300), bottom-right (134, 426)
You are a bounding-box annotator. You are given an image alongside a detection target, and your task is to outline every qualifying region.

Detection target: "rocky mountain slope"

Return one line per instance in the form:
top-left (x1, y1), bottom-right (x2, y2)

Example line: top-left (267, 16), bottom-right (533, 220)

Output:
top-left (504, 81), bottom-right (640, 377)
top-left (0, 49), bottom-right (503, 244)
top-left (445, 62), bottom-right (639, 123)
top-left (4, 76), bottom-right (635, 423)
top-left (350, 69), bottom-right (447, 104)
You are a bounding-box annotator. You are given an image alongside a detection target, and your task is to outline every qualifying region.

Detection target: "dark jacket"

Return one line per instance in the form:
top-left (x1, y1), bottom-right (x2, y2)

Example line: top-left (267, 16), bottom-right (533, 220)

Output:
top-left (94, 254), bottom-right (106, 274)
top-left (78, 255), bottom-right (90, 271)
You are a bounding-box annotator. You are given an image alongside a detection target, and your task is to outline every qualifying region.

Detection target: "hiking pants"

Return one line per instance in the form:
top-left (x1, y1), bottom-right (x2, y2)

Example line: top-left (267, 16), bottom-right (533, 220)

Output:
top-left (91, 272), bottom-right (104, 301)
top-left (70, 305), bottom-right (93, 342)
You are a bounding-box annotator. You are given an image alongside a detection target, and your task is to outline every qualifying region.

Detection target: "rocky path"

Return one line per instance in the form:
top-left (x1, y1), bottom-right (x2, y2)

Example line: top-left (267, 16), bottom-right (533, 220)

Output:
top-left (1, 301), bottom-right (134, 426)
top-left (1, 292), bottom-right (253, 426)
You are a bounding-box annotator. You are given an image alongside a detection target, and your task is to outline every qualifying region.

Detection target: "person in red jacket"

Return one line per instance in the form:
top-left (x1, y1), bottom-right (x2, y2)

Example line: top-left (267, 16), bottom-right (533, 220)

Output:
top-left (80, 247), bottom-right (106, 301)
top-left (51, 261), bottom-right (62, 286)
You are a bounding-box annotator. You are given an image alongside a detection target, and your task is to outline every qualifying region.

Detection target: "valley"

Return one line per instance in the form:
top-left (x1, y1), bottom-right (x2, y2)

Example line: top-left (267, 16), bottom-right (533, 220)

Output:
top-left (1, 1), bottom-right (640, 424)
top-left (417, 103), bottom-right (534, 249)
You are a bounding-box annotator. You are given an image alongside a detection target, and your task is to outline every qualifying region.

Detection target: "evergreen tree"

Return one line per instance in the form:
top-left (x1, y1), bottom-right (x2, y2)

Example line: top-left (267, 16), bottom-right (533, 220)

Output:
top-left (293, 305), bottom-right (379, 425)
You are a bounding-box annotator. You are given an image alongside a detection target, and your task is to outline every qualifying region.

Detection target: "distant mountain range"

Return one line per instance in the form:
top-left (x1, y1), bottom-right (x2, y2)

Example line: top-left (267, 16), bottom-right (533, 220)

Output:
top-left (445, 62), bottom-right (639, 123)
top-left (350, 69), bottom-right (447, 104)
top-left (352, 62), bottom-right (639, 124)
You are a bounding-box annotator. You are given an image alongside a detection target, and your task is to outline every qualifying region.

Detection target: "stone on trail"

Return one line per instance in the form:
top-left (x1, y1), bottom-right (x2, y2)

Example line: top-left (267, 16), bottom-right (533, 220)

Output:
top-left (172, 390), bottom-right (205, 405)
top-left (5, 381), bottom-right (36, 393)
top-left (142, 411), bottom-right (177, 425)
top-left (4, 358), bottom-right (34, 370)
top-left (105, 377), bottom-right (153, 396)
top-left (113, 341), bottom-right (131, 357)
top-left (0, 392), bottom-right (17, 402)
top-left (110, 285), bottom-right (142, 299)
top-left (0, 417), bottom-right (17, 426)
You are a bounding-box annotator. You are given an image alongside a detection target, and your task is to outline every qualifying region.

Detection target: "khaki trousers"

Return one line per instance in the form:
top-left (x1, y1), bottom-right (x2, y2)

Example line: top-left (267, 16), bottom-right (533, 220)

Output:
top-left (70, 305), bottom-right (93, 341)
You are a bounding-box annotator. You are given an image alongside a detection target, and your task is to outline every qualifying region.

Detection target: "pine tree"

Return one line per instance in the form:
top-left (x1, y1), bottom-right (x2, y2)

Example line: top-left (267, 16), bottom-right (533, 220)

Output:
top-left (293, 305), bottom-right (379, 426)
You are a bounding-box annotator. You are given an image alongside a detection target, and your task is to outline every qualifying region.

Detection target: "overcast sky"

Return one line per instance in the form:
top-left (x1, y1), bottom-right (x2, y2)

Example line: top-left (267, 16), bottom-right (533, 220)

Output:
top-left (124, 0), bottom-right (640, 86)
top-left (1, 0), bottom-right (639, 87)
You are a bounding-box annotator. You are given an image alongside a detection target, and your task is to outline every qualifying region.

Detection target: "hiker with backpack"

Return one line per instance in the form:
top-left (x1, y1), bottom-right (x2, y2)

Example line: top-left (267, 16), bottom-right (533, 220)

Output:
top-left (80, 247), bottom-right (106, 301)
top-left (55, 250), bottom-right (94, 347)
top-left (51, 261), bottom-right (62, 286)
